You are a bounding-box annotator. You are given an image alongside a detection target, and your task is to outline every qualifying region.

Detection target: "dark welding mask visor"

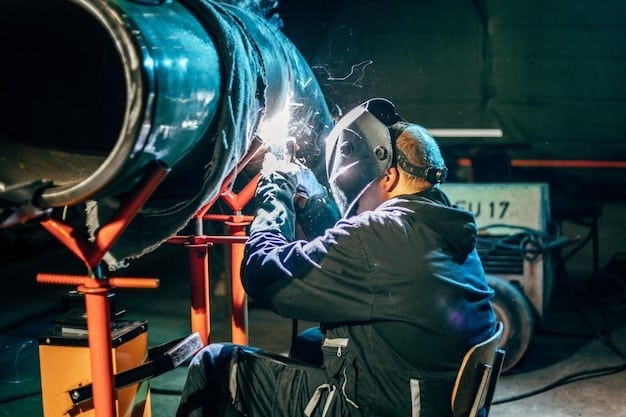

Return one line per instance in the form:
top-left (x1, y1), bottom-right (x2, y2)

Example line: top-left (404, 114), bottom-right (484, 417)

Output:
top-left (325, 98), bottom-right (402, 217)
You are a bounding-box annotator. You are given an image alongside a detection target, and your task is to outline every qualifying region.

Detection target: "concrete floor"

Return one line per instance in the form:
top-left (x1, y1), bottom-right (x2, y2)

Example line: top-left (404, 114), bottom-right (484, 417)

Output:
top-left (0, 203), bottom-right (625, 417)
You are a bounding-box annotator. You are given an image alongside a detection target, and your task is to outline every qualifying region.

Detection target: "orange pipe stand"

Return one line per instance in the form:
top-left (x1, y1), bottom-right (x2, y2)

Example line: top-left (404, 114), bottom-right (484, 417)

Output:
top-left (187, 243), bottom-right (212, 346)
top-left (210, 174), bottom-right (259, 345)
top-left (172, 177), bottom-right (258, 346)
top-left (37, 162), bottom-right (168, 417)
top-left (169, 139), bottom-right (265, 346)
top-left (224, 217), bottom-right (251, 345)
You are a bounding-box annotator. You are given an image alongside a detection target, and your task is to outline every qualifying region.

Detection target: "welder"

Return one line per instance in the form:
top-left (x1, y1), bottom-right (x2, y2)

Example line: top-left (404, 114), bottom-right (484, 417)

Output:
top-left (176, 98), bottom-right (496, 417)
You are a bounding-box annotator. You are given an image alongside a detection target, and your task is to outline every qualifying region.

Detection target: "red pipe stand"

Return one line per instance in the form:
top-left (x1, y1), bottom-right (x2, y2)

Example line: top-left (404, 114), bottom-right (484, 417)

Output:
top-left (186, 241), bottom-right (212, 346)
top-left (225, 219), bottom-right (249, 345)
top-left (37, 161), bottom-right (168, 417)
top-left (168, 175), bottom-right (260, 346)
top-left (168, 138), bottom-right (266, 346)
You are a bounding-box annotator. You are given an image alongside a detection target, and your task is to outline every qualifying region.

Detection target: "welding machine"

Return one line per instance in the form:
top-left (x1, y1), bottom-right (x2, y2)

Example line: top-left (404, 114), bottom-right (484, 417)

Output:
top-left (37, 292), bottom-right (203, 417)
top-left (38, 319), bottom-right (151, 417)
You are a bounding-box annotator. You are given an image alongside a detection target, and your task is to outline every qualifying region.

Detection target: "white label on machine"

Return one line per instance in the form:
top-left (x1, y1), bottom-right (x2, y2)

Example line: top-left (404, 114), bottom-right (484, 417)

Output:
top-left (440, 183), bottom-right (550, 233)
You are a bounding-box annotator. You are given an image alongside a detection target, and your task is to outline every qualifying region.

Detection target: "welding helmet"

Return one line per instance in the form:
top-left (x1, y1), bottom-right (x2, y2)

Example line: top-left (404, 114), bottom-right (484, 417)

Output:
top-left (325, 98), bottom-right (447, 216)
top-left (324, 98), bottom-right (400, 216)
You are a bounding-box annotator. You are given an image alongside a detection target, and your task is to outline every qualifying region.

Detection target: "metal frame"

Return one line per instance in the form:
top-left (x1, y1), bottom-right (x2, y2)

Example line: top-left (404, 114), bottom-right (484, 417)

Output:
top-left (37, 161), bottom-right (168, 417)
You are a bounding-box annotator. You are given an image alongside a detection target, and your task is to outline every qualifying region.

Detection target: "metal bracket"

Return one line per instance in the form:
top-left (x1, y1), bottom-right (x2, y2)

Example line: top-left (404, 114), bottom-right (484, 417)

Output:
top-left (68, 332), bottom-right (203, 405)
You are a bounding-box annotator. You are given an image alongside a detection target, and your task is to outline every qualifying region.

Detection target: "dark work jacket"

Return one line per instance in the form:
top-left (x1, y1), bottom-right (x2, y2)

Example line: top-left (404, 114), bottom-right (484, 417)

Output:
top-left (242, 176), bottom-right (496, 417)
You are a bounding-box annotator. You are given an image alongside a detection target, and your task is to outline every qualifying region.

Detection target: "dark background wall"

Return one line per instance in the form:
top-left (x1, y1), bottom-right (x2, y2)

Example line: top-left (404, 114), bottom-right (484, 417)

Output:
top-left (276, 0), bottom-right (626, 201)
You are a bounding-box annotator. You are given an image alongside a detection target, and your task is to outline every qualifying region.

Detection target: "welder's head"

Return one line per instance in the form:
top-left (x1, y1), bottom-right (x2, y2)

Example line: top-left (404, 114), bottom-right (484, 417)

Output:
top-left (325, 98), bottom-right (447, 217)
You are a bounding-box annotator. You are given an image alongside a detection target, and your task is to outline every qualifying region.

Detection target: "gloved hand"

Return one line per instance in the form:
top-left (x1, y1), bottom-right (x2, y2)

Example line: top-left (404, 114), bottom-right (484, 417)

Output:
top-left (295, 190), bottom-right (341, 240)
top-left (259, 152), bottom-right (320, 192)
top-left (255, 152), bottom-right (340, 240)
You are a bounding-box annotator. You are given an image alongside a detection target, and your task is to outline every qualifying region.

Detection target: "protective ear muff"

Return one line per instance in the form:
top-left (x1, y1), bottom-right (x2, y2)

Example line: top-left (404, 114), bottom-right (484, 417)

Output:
top-left (396, 151), bottom-right (448, 184)
top-left (424, 166), bottom-right (448, 184)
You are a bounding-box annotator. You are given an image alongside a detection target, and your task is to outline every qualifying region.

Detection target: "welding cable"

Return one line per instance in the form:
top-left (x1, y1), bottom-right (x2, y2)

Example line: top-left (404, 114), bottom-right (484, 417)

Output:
top-left (477, 224), bottom-right (577, 261)
top-left (492, 362), bottom-right (626, 405)
top-left (559, 227), bottom-right (595, 264)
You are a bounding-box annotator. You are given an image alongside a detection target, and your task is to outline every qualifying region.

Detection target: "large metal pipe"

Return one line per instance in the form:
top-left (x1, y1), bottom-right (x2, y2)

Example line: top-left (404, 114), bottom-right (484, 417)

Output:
top-left (0, 0), bottom-right (333, 263)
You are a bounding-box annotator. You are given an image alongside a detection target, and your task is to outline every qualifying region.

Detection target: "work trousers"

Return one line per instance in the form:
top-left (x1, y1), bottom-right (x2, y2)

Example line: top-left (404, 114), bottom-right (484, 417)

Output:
top-left (175, 342), bottom-right (361, 417)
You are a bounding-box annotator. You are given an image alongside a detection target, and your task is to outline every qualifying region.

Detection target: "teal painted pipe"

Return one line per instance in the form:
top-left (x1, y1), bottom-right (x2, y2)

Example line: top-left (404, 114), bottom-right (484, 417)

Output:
top-left (0, 0), bottom-right (332, 261)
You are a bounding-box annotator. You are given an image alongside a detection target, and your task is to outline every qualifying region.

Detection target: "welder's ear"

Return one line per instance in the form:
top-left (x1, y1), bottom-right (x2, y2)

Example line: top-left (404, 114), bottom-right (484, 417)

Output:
top-left (381, 167), bottom-right (399, 192)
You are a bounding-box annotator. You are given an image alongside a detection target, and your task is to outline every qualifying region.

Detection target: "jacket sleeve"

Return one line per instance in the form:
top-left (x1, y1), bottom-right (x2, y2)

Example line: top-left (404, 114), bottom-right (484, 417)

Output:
top-left (242, 179), bottom-right (375, 322)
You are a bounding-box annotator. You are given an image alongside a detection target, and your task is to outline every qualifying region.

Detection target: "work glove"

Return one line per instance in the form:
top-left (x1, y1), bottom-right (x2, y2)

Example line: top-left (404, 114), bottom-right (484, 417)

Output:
top-left (293, 176), bottom-right (340, 240)
top-left (253, 152), bottom-right (340, 240)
